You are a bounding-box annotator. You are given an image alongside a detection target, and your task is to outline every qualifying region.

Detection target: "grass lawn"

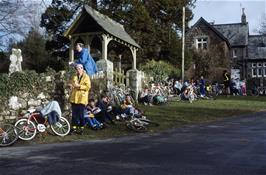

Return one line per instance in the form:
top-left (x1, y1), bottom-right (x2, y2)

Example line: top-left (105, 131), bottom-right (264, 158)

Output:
top-left (17, 96), bottom-right (266, 145)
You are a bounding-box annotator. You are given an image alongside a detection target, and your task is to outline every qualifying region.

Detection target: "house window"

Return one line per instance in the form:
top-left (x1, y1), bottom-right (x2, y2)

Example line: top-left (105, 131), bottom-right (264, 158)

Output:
top-left (264, 68), bottom-right (266, 77)
top-left (196, 37), bottom-right (208, 50)
top-left (252, 63), bottom-right (256, 68)
top-left (263, 63), bottom-right (266, 67)
top-left (233, 49), bottom-right (237, 58)
top-left (258, 68), bottom-right (262, 77)
top-left (252, 68), bottom-right (257, 78)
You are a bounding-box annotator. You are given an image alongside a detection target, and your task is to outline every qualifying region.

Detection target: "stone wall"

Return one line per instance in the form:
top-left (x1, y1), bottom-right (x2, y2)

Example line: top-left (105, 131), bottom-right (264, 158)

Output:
top-left (0, 71), bottom-right (68, 123)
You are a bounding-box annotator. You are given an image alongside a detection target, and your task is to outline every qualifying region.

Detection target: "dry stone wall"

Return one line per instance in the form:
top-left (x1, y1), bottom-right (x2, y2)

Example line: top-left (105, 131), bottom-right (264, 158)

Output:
top-left (0, 70), bottom-right (70, 123)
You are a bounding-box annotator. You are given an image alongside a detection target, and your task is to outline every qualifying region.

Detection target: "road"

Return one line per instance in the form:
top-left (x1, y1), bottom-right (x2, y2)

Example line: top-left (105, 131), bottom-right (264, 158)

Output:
top-left (1, 112), bottom-right (266, 175)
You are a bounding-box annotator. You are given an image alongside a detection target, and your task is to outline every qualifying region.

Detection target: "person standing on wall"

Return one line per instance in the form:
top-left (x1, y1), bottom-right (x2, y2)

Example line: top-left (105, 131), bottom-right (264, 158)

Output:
top-left (75, 43), bottom-right (98, 76)
top-left (69, 64), bottom-right (91, 134)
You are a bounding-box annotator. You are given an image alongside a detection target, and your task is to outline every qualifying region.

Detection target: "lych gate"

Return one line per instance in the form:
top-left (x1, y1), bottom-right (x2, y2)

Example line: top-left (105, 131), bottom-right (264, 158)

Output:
top-left (63, 5), bottom-right (142, 93)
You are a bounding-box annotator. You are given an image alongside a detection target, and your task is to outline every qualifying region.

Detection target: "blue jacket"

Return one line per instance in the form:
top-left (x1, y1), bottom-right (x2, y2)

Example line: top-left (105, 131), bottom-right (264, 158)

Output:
top-left (76, 48), bottom-right (98, 76)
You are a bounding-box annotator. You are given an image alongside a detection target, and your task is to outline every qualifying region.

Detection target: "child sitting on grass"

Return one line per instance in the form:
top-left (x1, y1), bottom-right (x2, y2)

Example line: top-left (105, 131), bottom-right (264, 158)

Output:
top-left (84, 99), bottom-right (103, 129)
top-left (120, 94), bottom-right (143, 118)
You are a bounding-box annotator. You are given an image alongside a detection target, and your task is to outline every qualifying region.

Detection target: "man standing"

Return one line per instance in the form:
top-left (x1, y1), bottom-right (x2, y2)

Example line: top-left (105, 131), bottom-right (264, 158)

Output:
top-left (199, 76), bottom-right (206, 97)
top-left (223, 70), bottom-right (230, 95)
top-left (69, 64), bottom-right (91, 134)
top-left (75, 43), bottom-right (98, 76)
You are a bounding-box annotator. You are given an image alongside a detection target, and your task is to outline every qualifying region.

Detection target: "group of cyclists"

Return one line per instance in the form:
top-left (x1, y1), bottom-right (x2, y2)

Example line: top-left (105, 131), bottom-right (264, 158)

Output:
top-left (137, 70), bottom-right (248, 105)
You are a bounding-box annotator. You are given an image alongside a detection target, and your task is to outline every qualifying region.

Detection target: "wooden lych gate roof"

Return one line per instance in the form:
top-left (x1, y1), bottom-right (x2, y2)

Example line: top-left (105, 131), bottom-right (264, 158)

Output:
top-left (64, 5), bottom-right (140, 49)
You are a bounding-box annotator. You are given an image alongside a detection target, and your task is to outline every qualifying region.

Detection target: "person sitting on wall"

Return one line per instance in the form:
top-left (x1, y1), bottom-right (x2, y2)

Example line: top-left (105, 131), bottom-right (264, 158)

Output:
top-left (75, 43), bottom-right (98, 76)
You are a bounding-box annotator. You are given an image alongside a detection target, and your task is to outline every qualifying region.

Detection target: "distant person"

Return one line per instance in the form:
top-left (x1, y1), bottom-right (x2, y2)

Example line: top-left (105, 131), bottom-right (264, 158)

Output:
top-left (199, 76), bottom-right (206, 97)
top-left (223, 70), bottom-right (230, 95)
top-left (174, 79), bottom-right (182, 95)
top-left (75, 43), bottom-right (98, 76)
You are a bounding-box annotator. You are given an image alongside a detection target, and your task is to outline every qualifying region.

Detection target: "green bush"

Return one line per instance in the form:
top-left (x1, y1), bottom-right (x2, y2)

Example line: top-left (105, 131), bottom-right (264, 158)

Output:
top-left (139, 59), bottom-right (180, 82)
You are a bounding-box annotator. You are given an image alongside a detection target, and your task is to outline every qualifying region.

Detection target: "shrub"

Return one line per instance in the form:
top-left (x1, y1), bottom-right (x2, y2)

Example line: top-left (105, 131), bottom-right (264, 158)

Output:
top-left (139, 59), bottom-right (180, 82)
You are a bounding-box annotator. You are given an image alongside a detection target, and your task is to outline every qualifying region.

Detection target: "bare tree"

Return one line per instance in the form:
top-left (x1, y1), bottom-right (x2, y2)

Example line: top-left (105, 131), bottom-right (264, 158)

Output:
top-left (256, 14), bottom-right (266, 35)
top-left (0, 0), bottom-right (48, 50)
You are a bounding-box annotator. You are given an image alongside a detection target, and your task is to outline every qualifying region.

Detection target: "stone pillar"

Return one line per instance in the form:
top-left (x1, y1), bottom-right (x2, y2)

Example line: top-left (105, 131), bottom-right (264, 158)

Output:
top-left (96, 59), bottom-right (114, 89)
top-left (118, 54), bottom-right (122, 72)
top-left (126, 69), bottom-right (142, 100)
top-left (130, 47), bottom-right (137, 70)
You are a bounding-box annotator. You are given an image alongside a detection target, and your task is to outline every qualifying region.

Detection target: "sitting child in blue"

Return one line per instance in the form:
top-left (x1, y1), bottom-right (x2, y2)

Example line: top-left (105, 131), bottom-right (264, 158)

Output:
top-left (84, 99), bottom-right (103, 129)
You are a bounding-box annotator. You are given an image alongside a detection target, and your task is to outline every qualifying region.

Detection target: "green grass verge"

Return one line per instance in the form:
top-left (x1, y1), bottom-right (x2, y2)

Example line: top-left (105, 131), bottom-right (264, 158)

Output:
top-left (16, 96), bottom-right (266, 145)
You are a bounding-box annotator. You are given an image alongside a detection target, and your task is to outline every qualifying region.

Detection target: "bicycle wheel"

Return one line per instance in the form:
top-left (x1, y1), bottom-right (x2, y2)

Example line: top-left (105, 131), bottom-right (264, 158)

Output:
top-left (0, 123), bottom-right (18, 147)
top-left (126, 122), bottom-right (147, 133)
top-left (15, 118), bottom-right (37, 141)
top-left (51, 117), bottom-right (70, 137)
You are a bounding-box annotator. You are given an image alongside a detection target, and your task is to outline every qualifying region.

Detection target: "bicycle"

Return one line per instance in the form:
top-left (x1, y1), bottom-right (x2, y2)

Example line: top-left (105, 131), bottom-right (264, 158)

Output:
top-left (15, 108), bottom-right (70, 141)
top-left (125, 115), bottom-right (159, 133)
top-left (0, 123), bottom-right (18, 147)
top-left (247, 87), bottom-right (266, 96)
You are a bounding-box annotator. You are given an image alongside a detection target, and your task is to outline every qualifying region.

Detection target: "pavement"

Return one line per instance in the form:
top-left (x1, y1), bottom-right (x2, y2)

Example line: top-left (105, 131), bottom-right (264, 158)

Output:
top-left (1, 112), bottom-right (266, 175)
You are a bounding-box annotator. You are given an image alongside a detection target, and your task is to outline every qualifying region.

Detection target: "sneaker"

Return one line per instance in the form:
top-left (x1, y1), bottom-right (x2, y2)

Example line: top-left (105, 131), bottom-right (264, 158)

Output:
top-left (99, 123), bottom-right (104, 128)
top-left (121, 114), bottom-right (126, 119)
top-left (115, 115), bottom-right (120, 120)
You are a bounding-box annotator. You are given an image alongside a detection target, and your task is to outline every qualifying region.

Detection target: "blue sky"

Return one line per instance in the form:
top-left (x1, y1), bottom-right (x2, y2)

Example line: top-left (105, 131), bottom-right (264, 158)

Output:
top-left (190, 0), bottom-right (266, 34)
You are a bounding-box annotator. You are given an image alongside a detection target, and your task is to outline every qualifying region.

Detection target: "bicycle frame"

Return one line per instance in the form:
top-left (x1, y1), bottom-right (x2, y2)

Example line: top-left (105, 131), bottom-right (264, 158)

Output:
top-left (21, 112), bottom-right (49, 133)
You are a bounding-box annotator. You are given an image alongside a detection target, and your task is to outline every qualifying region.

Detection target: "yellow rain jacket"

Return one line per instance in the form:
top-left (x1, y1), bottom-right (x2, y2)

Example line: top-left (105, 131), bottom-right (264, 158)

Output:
top-left (69, 73), bottom-right (91, 105)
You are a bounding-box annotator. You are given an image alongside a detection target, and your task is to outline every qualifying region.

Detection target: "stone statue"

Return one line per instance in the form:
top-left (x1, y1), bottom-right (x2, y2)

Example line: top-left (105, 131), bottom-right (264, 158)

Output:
top-left (17, 49), bottom-right (23, 71)
top-left (9, 48), bottom-right (23, 74)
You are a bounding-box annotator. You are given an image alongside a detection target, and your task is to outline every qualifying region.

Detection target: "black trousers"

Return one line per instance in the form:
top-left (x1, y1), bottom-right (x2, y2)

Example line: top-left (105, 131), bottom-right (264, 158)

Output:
top-left (71, 103), bottom-right (85, 127)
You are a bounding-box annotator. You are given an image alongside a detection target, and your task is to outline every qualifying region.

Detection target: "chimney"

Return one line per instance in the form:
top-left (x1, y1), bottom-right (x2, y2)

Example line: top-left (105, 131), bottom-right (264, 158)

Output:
top-left (241, 8), bottom-right (247, 24)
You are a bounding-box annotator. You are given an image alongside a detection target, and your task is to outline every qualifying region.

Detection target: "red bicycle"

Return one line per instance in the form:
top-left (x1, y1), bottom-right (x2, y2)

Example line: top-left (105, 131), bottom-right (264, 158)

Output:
top-left (15, 108), bottom-right (70, 141)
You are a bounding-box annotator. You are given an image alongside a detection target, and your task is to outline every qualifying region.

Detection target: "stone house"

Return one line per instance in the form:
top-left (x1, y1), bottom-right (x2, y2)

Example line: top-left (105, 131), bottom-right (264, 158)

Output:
top-left (186, 17), bottom-right (231, 79)
top-left (187, 8), bottom-right (266, 86)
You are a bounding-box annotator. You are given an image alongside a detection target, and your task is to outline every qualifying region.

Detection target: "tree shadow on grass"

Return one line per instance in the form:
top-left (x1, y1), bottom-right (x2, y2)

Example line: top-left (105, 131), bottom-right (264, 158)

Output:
top-left (216, 96), bottom-right (266, 102)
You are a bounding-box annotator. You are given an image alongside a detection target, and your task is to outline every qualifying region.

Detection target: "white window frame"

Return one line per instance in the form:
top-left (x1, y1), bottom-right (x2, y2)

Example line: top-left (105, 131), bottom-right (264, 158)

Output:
top-left (233, 49), bottom-right (237, 58)
top-left (257, 63), bottom-right (262, 67)
top-left (196, 37), bottom-right (208, 50)
top-left (257, 68), bottom-right (262, 77)
top-left (263, 63), bottom-right (266, 67)
top-left (252, 68), bottom-right (257, 78)
top-left (264, 68), bottom-right (266, 77)
top-left (252, 63), bottom-right (256, 68)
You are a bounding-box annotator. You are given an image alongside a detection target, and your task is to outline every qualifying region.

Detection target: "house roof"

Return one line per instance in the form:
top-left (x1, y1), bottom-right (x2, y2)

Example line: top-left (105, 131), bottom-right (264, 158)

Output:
top-left (212, 23), bottom-right (249, 46)
top-left (191, 17), bottom-right (230, 47)
top-left (248, 35), bottom-right (266, 59)
top-left (64, 5), bottom-right (140, 48)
